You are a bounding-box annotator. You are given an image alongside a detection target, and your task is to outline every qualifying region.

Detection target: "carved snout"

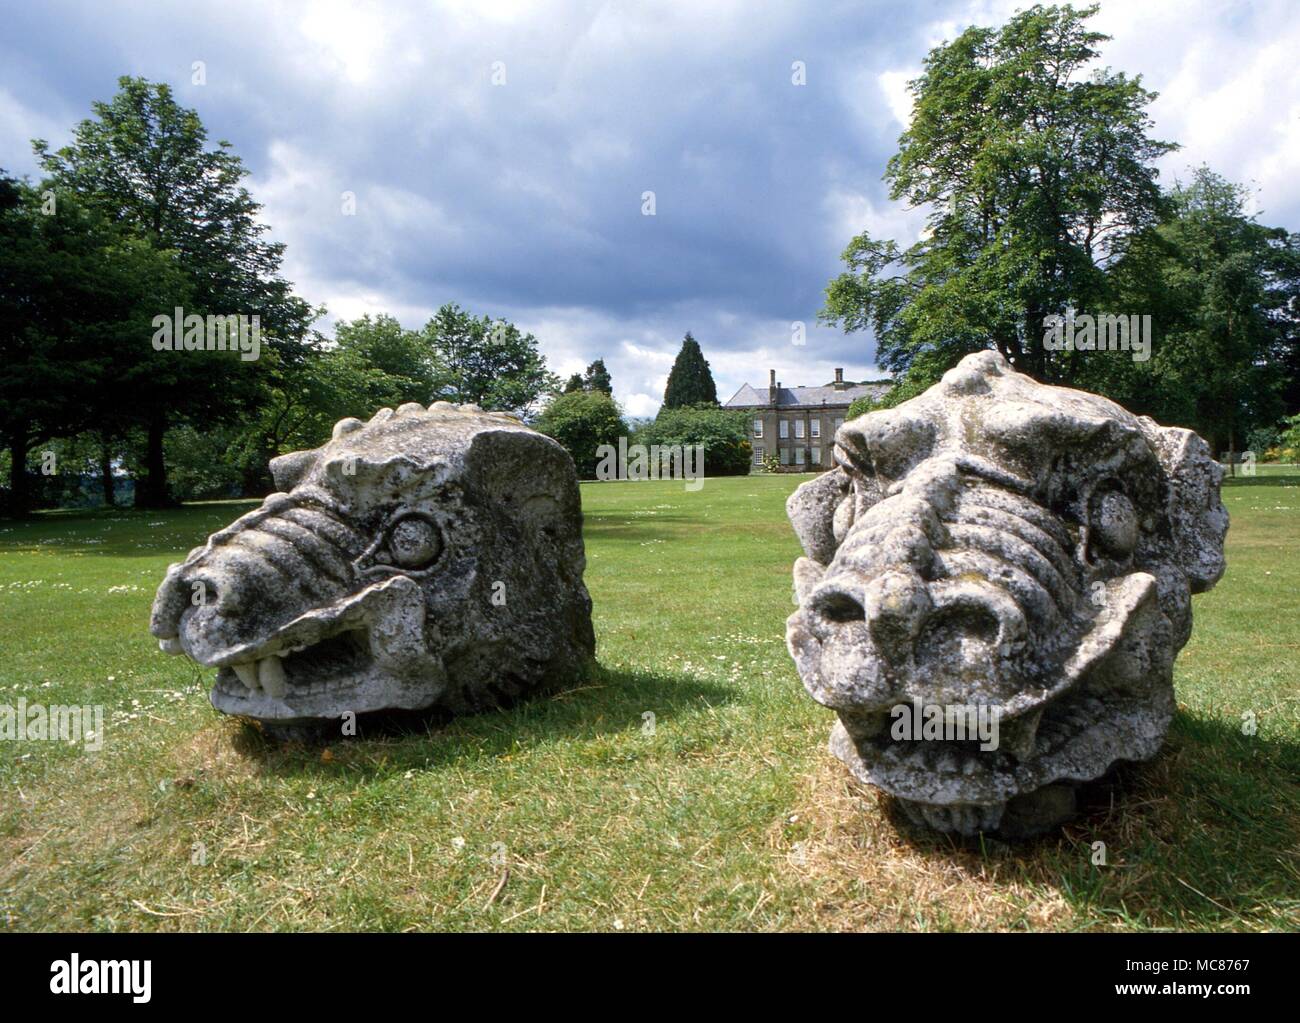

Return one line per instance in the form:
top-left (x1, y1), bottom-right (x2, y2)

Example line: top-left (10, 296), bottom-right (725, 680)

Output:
top-left (809, 569), bottom-right (932, 664)
top-left (149, 499), bottom-right (366, 667)
top-left (807, 565), bottom-right (1029, 712)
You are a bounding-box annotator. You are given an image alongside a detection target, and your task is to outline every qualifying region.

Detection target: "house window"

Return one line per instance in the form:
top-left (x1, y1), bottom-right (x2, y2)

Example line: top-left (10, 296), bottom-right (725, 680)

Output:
top-left (753, 418), bottom-right (763, 438)
top-left (834, 417), bottom-right (845, 431)
top-left (753, 445), bottom-right (764, 466)
top-left (779, 420), bottom-right (789, 439)
top-left (779, 448), bottom-right (791, 465)
top-left (810, 420), bottom-right (820, 439)
top-left (795, 448), bottom-right (806, 466)
top-left (811, 447), bottom-right (821, 465)
top-left (794, 420), bottom-right (805, 439)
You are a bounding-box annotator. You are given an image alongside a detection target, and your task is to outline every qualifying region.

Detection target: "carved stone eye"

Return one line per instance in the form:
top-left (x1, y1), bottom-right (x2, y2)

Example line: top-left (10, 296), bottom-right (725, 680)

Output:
top-left (1088, 489), bottom-right (1137, 559)
top-left (387, 515), bottom-right (443, 569)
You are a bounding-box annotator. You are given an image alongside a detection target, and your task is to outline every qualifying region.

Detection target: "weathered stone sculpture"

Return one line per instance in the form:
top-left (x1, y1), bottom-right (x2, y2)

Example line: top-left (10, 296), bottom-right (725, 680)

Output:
top-left (786, 352), bottom-right (1227, 837)
top-left (150, 403), bottom-right (595, 726)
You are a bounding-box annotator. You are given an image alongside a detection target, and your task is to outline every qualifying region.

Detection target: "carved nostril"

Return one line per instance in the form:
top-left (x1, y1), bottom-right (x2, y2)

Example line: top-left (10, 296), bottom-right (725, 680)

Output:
top-left (813, 588), bottom-right (866, 624)
top-left (183, 573), bottom-right (223, 611)
top-left (918, 603), bottom-right (1000, 649)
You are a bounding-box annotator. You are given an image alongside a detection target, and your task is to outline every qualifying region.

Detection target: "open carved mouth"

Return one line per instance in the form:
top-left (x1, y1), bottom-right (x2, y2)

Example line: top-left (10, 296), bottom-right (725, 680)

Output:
top-left (806, 565), bottom-right (1173, 822)
top-left (161, 574), bottom-right (444, 720)
top-left (844, 682), bottom-right (1143, 780)
top-left (834, 678), bottom-right (1175, 834)
top-left (212, 630), bottom-right (374, 701)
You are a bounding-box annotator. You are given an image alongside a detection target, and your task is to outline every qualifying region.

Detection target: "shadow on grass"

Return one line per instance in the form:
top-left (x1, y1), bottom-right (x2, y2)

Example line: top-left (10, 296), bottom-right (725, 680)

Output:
top-left (3, 504), bottom-right (711, 555)
top-left (1221, 472), bottom-right (1300, 488)
top-left (0, 502), bottom-right (261, 558)
top-left (580, 511), bottom-right (702, 543)
top-left (226, 661), bottom-right (735, 779)
top-left (879, 709), bottom-right (1300, 927)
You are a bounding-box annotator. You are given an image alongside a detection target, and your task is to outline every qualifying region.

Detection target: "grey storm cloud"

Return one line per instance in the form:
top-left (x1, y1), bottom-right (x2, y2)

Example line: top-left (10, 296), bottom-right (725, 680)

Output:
top-left (4, 0), bottom-right (1299, 416)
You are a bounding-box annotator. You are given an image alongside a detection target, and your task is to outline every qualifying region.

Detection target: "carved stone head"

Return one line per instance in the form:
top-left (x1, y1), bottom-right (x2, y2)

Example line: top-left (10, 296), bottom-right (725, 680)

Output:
top-left (150, 402), bottom-right (595, 726)
top-left (786, 352), bottom-right (1227, 836)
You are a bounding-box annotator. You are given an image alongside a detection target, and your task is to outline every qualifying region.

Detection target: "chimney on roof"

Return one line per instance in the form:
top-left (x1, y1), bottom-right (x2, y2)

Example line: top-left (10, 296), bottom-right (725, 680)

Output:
top-left (833, 367), bottom-right (846, 390)
top-left (769, 369), bottom-right (778, 405)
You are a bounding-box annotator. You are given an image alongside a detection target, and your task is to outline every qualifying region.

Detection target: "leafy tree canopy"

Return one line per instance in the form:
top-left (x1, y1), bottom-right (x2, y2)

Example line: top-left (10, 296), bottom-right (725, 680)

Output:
top-left (420, 303), bottom-right (559, 414)
top-left (821, 4), bottom-right (1175, 388)
top-left (534, 389), bottom-right (628, 479)
top-left (32, 76), bottom-right (314, 506)
top-left (636, 405), bottom-right (751, 476)
top-left (1095, 166), bottom-right (1300, 457)
top-left (583, 358), bottom-right (613, 394)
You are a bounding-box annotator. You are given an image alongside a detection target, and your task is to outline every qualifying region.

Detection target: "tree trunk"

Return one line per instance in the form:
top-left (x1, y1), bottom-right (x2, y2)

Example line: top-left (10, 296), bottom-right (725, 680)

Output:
top-left (136, 414), bottom-right (171, 508)
top-left (1025, 308), bottom-right (1047, 381)
top-left (7, 436), bottom-right (31, 518)
top-left (234, 432), bottom-right (274, 497)
top-left (99, 431), bottom-right (116, 508)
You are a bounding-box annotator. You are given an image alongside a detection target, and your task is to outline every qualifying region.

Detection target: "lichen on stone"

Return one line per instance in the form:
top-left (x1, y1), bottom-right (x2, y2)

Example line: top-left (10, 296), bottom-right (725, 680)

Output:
top-left (785, 351), bottom-right (1228, 837)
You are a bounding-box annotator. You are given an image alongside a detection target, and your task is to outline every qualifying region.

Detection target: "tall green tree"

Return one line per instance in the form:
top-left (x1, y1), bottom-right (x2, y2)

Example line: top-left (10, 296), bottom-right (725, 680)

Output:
top-left (34, 76), bottom-right (313, 506)
top-left (564, 373), bottom-right (585, 393)
top-left (821, 3), bottom-right (1175, 388)
top-left (1100, 167), bottom-right (1300, 462)
top-left (420, 303), bottom-right (559, 414)
top-left (661, 332), bottom-right (718, 409)
top-left (583, 358), bottom-right (613, 394)
top-left (0, 175), bottom-right (185, 515)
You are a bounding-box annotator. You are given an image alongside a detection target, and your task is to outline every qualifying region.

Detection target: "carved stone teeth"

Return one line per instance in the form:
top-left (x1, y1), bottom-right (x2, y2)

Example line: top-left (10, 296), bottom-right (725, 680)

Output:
top-left (233, 662), bottom-right (260, 691)
top-left (922, 805), bottom-right (952, 830)
top-left (1000, 708), bottom-right (1043, 759)
top-left (258, 655), bottom-right (288, 699)
top-left (158, 637), bottom-right (184, 655)
top-left (936, 749), bottom-right (960, 774)
top-left (396, 402), bottom-right (425, 416)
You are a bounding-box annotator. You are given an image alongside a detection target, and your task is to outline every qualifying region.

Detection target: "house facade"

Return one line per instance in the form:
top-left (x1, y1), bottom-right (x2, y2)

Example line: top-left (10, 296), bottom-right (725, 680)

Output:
top-left (723, 368), bottom-right (890, 470)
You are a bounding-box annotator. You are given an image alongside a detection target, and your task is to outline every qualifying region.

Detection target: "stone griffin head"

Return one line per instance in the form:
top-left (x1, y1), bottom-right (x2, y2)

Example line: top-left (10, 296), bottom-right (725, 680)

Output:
top-left (786, 352), bottom-right (1227, 836)
top-left (150, 402), bottom-right (595, 726)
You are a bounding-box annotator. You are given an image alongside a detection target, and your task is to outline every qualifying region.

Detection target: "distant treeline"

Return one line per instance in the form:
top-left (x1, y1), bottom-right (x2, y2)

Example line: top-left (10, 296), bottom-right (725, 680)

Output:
top-left (0, 79), bottom-right (561, 516)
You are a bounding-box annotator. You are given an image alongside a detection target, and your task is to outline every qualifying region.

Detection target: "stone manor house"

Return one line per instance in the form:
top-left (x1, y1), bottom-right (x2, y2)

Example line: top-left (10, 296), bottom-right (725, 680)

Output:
top-left (723, 368), bottom-right (891, 469)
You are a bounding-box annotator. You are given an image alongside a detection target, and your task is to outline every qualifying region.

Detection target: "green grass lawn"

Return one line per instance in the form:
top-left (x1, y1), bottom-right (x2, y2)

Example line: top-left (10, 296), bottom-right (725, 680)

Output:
top-left (1, 469), bottom-right (1297, 931)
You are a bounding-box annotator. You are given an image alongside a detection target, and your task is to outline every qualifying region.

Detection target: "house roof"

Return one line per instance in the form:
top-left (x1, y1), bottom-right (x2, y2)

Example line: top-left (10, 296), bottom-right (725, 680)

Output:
top-left (723, 380), bottom-right (891, 409)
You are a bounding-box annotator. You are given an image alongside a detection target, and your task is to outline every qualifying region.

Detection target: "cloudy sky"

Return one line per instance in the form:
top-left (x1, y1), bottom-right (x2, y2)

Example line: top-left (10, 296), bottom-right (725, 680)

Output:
top-left (3, 0), bottom-right (1297, 416)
